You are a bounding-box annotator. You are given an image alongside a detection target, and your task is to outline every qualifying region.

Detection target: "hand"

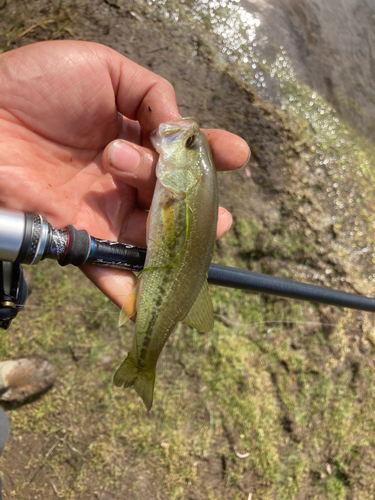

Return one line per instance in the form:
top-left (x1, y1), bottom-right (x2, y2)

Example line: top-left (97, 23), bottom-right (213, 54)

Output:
top-left (0, 40), bottom-right (250, 307)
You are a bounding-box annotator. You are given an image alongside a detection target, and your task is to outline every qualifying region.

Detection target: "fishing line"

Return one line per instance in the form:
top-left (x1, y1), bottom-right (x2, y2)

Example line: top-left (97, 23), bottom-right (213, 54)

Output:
top-left (17, 304), bottom-right (362, 333)
top-left (21, 304), bottom-right (120, 315)
top-left (213, 315), bottom-right (364, 333)
top-left (13, 304), bottom-right (365, 336)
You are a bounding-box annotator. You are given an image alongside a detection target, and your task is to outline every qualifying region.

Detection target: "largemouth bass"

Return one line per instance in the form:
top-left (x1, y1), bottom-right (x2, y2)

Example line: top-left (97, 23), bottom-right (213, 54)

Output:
top-left (114, 117), bottom-right (218, 410)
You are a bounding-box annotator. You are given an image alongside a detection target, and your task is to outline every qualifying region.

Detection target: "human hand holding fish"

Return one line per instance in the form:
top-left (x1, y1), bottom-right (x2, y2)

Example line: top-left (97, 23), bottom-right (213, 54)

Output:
top-left (0, 41), bottom-right (250, 408)
top-left (0, 40), bottom-right (251, 313)
top-left (1, 40), bottom-right (372, 410)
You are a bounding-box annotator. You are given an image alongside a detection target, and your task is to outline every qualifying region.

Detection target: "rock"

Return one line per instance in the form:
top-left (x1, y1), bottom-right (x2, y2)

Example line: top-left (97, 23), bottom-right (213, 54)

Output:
top-left (0, 356), bottom-right (57, 403)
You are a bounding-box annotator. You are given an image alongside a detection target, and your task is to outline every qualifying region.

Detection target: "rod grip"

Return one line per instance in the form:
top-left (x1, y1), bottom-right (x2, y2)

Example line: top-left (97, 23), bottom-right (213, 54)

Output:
top-left (89, 238), bottom-right (147, 271)
top-left (59, 225), bottom-right (91, 267)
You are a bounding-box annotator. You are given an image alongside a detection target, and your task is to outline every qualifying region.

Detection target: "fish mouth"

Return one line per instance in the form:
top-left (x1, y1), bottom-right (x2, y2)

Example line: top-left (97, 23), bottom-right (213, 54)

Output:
top-left (150, 118), bottom-right (200, 152)
top-left (150, 128), bottom-right (163, 152)
top-left (150, 124), bottom-right (182, 152)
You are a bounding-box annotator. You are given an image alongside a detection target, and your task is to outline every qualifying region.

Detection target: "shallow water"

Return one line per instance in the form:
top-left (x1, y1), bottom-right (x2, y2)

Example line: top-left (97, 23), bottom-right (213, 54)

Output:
top-left (148, 0), bottom-right (375, 292)
top-left (241, 0), bottom-right (375, 141)
top-left (150, 0), bottom-right (375, 140)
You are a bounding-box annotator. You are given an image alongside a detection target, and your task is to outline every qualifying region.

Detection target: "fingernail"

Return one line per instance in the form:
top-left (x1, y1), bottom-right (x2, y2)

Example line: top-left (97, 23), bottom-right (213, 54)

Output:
top-left (109, 140), bottom-right (141, 173)
top-left (240, 143), bottom-right (251, 169)
top-left (219, 207), bottom-right (233, 232)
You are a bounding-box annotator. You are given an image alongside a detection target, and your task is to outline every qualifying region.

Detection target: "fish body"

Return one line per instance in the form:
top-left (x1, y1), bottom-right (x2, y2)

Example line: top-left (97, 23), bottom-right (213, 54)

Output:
top-left (114, 117), bottom-right (218, 410)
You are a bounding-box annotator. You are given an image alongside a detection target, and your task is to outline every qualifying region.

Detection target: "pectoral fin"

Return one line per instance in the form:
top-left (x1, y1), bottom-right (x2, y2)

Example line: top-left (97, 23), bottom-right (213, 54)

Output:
top-left (182, 279), bottom-right (214, 332)
top-left (158, 169), bottom-right (197, 197)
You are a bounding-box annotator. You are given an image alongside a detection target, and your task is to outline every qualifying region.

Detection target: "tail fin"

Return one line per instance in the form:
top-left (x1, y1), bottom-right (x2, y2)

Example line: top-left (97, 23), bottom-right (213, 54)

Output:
top-left (134, 371), bottom-right (155, 411)
top-left (113, 353), bottom-right (138, 388)
top-left (113, 354), bottom-right (156, 411)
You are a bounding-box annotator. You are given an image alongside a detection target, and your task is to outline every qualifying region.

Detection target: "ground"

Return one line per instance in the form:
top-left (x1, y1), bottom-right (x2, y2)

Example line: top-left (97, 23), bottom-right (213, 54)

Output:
top-left (1, 1), bottom-right (375, 499)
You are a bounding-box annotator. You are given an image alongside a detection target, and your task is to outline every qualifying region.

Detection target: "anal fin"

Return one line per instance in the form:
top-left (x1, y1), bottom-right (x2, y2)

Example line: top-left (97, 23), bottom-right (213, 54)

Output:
top-left (182, 279), bottom-right (214, 332)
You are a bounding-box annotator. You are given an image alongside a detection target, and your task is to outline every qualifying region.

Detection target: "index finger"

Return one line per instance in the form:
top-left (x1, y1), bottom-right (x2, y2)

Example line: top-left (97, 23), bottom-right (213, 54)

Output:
top-left (105, 46), bottom-right (250, 168)
top-left (106, 46), bottom-right (180, 137)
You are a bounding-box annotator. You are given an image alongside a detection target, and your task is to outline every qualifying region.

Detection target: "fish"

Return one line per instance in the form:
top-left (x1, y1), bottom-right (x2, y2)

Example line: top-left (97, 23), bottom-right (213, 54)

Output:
top-left (113, 117), bottom-right (219, 410)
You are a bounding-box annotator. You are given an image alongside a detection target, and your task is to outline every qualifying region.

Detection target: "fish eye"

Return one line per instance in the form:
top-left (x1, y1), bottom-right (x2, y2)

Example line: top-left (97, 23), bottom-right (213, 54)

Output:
top-left (184, 135), bottom-right (196, 148)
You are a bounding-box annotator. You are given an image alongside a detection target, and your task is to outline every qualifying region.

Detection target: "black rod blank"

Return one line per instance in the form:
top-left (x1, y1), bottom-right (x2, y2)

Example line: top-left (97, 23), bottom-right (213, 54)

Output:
top-left (207, 263), bottom-right (375, 312)
top-left (0, 208), bottom-right (374, 312)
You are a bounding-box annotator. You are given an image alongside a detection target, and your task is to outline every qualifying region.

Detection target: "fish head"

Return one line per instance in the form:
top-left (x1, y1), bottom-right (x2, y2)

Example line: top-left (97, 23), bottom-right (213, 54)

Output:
top-left (150, 117), bottom-right (204, 171)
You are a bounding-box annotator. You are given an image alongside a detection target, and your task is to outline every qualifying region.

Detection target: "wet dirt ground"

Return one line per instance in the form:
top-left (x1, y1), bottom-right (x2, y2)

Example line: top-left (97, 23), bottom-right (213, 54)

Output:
top-left (1, 1), bottom-right (375, 499)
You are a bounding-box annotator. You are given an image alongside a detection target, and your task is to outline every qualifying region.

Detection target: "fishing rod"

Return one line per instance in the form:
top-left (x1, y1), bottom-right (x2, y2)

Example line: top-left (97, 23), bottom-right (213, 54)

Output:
top-left (0, 207), bottom-right (374, 329)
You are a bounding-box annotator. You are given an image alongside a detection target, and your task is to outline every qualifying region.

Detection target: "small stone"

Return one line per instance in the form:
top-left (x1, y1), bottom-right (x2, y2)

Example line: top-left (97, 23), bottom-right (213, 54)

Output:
top-left (70, 345), bottom-right (91, 361)
top-left (101, 355), bottom-right (113, 366)
top-left (95, 492), bottom-right (116, 500)
top-left (0, 356), bottom-right (57, 403)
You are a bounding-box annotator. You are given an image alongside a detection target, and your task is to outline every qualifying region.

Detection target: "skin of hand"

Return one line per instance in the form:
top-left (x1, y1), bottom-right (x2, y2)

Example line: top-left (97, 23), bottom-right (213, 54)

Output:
top-left (0, 40), bottom-right (250, 308)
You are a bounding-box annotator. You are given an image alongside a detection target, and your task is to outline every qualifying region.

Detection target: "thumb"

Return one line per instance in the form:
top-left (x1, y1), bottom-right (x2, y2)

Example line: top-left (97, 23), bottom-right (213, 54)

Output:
top-left (102, 139), bottom-right (158, 208)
